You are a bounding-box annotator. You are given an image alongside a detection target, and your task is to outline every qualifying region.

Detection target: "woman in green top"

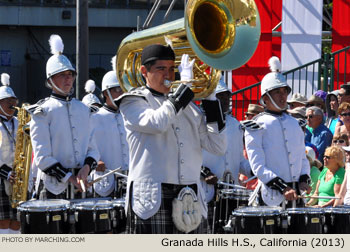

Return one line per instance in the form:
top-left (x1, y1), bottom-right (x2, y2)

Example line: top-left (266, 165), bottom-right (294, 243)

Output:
top-left (307, 146), bottom-right (345, 207)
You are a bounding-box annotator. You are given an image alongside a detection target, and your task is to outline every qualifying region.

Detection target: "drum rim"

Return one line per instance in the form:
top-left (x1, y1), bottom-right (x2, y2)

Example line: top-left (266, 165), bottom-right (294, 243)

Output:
top-left (17, 199), bottom-right (70, 212)
top-left (232, 206), bottom-right (282, 216)
top-left (285, 207), bottom-right (324, 214)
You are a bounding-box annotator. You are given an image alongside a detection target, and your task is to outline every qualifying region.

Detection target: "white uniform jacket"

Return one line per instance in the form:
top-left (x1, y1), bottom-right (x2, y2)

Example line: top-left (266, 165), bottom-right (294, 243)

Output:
top-left (244, 112), bottom-right (310, 206)
top-left (29, 95), bottom-right (99, 195)
top-left (90, 105), bottom-right (129, 197)
top-left (0, 116), bottom-right (18, 168)
top-left (201, 115), bottom-right (251, 202)
top-left (119, 87), bottom-right (227, 219)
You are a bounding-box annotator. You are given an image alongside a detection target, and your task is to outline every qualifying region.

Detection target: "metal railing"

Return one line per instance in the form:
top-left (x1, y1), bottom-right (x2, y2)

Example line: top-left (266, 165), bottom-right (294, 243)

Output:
top-left (231, 46), bottom-right (350, 120)
top-left (0, 0), bottom-right (184, 9)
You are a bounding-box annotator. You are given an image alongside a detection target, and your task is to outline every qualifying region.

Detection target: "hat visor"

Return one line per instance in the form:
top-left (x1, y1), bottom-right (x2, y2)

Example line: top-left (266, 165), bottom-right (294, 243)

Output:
top-left (342, 146), bottom-right (350, 152)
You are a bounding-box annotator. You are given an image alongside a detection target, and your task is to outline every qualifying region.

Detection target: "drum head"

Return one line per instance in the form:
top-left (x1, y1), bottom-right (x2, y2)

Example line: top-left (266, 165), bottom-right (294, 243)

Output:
top-left (220, 188), bottom-right (252, 198)
top-left (233, 206), bottom-right (282, 216)
top-left (72, 199), bottom-right (112, 210)
top-left (17, 199), bottom-right (70, 212)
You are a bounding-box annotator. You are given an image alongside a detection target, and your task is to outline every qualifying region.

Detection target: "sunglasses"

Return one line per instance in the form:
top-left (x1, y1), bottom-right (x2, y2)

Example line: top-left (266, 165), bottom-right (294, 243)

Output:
top-left (333, 139), bottom-right (345, 144)
top-left (341, 112), bottom-right (350, 117)
top-left (324, 155), bottom-right (333, 160)
top-left (306, 115), bottom-right (314, 119)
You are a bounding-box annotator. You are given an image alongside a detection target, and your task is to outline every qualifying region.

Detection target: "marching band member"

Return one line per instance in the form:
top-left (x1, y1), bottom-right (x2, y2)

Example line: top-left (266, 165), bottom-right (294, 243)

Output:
top-left (200, 79), bottom-right (252, 232)
top-left (82, 79), bottom-right (102, 109)
top-left (89, 57), bottom-right (128, 198)
top-left (244, 57), bottom-right (311, 207)
top-left (0, 73), bottom-right (20, 234)
top-left (116, 44), bottom-right (226, 234)
top-left (29, 34), bottom-right (99, 199)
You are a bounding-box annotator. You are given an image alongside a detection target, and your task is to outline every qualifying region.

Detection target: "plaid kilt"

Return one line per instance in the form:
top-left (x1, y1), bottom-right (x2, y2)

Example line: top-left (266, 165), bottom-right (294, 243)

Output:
top-left (126, 183), bottom-right (208, 234)
top-left (0, 179), bottom-right (17, 220)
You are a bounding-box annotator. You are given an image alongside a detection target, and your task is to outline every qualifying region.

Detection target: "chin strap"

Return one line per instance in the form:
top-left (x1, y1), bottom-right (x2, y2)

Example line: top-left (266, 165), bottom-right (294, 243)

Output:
top-left (0, 104), bottom-right (11, 117)
top-left (106, 89), bottom-right (118, 108)
top-left (265, 92), bottom-right (288, 111)
top-left (48, 78), bottom-right (74, 96)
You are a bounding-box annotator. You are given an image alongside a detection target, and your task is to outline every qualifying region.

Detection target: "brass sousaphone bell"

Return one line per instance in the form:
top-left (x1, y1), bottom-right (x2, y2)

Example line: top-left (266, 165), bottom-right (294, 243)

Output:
top-left (116, 0), bottom-right (261, 99)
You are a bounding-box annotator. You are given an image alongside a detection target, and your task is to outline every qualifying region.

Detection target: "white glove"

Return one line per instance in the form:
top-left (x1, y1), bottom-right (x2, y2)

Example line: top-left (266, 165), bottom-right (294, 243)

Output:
top-left (178, 54), bottom-right (195, 87)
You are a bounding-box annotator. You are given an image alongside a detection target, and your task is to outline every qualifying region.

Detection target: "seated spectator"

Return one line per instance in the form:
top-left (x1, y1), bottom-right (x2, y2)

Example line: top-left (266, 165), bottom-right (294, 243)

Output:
top-left (334, 145), bottom-right (350, 206)
top-left (305, 146), bottom-right (322, 198)
top-left (244, 103), bottom-right (264, 120)
top-left (338, 83), bottom-right (350, 105)
top-left (335, 102), bottom-right (350, 140)
top-left (287, 93), bottom-right (307, 109)
top-left (331, 134), bottom-right (349, 147)
top-left (305, 106), bottom-right (333, 161)
top-left (307, 146), bottom-right (345, 207)
top-left (287, 106), bottom-right (306, 119)
top-left (306, 94), bottom-right (326, 113)
top-left (325, 90), bottom-right (340, 134)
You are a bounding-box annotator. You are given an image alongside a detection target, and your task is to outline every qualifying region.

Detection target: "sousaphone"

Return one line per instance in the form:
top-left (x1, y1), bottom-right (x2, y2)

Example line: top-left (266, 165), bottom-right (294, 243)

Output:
top-left (116, 0), bottom-right (261, 99)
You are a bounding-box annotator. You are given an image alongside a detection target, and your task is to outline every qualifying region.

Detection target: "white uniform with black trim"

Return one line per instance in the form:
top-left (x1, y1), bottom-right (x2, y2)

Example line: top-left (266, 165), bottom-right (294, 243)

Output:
top-left (119, 87), bottom-right (227, 219)
top-left (201, 114), bottom-right (251, 202)
top-left (90, 105), bottom-right (129, 197)
top-left (244, 112), bottom-right (309, 206)
top-left (29, 95), bottom-right (99, 195)
top-left (0, 116), bottom-right (18, 195)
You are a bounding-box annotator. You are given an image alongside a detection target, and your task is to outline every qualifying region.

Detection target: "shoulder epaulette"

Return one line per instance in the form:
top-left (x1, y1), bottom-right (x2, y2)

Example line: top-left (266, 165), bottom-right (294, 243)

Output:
top-left (25, 98), bottom-right (48, 115)
top-left (240, 120), bottom-right (263, 131)
top-left (89, 105), bottom-right (100, 114)
top-left (115, 87), bottom-right (148, 107)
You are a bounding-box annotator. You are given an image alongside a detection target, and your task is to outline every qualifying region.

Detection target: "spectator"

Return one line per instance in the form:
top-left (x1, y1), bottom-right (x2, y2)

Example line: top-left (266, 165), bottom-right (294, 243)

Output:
top-left (305, 106), bottom-right (333, 161)
top-left (338, 83), bottom-right (350, 105)
top-left (306, 94), bottom-right (326, 113)
top-left (244, 103), bottom-right (264, 120)
top-left (287, 106), bottom-right (306, 119)
top-left (307, 146), bottom-right (345, 207)
top-left (305, 146), bottom-right (322, 198)
top-left (331, 134), bottom-right (349, 147)
top-left (335, 102), bottom-right (350, 139)
top-left (325, 90), bottom-right (340, 134)
top-left (287, 93), bottom-right (307, 110)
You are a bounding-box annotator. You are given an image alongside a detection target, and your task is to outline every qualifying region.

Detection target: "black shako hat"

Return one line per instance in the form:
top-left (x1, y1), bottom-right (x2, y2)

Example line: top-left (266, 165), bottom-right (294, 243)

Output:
top-left (141, 44), bottom-right (175, 65)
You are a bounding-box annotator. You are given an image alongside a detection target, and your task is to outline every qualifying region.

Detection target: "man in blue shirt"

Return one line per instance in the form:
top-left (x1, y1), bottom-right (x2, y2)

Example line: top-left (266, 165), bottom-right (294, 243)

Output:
top-left (305, 106), bottom-right (333, 162)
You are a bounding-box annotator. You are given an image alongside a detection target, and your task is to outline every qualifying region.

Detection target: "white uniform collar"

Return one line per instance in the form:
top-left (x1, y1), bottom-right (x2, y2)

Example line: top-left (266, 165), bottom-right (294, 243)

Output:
top-left (103, 104), bottom-right (118, 113)
top-left (51, 92), bottom-right (73, 101)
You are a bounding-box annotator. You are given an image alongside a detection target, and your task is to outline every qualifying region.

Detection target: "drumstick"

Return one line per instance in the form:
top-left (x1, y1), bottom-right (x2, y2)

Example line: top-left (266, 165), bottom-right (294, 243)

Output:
top-left (242, 175), bottom-right (257, 184)
top-left (217, 181), bottom-right (247, 189)
top-left (79, 179), bottom-right (86, 192)
top-left (90, 167), bottom-right (125, 184)
top-left (297, 195), bottom-right (340, 200)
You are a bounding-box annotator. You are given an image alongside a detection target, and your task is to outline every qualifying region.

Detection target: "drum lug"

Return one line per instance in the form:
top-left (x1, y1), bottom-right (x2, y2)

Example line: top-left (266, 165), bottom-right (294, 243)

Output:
top-left (281, 219), bottom-right (288, 229)
top-left (241, 217), bottom-right (245, 229)
top-left (288, 215), bottom-right (291, 226)
top-left (304, 215), bottom-right (308, 225)
top-left (331, 215), bottom-right (335, 226)
top-left (277, 217), bottom-right (281, 227)
top-left (111, 209), bottom-right (116, 220)
top-left (75, 211), bottom-right (79, 223)
top-left (46, 212), bottom-right (50, 224)
top-left (69, 213), bottom-right (75, 224)
top-left (260, 217), bottom-right (263, 229)
top-left (26, 213), bottom-right (30, 225)
top-left (93, 211), bottom-right (96, 222)
top-left (64, 212), bottom-right (67, 222)
top-left (231, 217), bottom-right (236, 227)
top-left (16, 211), bottom-right (21, 222)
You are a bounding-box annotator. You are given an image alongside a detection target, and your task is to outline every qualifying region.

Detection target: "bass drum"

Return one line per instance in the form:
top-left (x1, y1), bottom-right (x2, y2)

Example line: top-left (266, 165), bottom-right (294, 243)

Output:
top-left (17, 199), bottom-right (70, 234)
top-left (230, 206), bottom-right (282, 234)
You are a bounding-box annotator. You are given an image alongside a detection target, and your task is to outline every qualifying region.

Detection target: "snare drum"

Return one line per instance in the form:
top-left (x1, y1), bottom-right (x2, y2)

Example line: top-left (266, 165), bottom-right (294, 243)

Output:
top-left (230, 206), bottom-right (282, 234)
top-left (214, 188), bottom-right (252, 232)
top-left (71, 199), bottom-right (113, 234)
top-left (282, 207), bottom-right (324, 234)
top-left (111, 198), bottom-right (126, 233)
top-left (323, 206), bottom-right (350, 234)
top-left (17, 199), bottom-right (70, 234)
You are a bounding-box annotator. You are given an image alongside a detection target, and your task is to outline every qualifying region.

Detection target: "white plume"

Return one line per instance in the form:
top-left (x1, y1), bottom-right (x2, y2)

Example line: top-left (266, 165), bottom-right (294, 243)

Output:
top-left (49, 34), bottom-right (64, 55)
top-left (268, 56), bottom-right (281, 72)
top-left (84, 80), bottom-right (96, 93)
top-left (1, 73), bottom-right (10, 86)
top-left (111, 56), bottom-right (117, 72)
